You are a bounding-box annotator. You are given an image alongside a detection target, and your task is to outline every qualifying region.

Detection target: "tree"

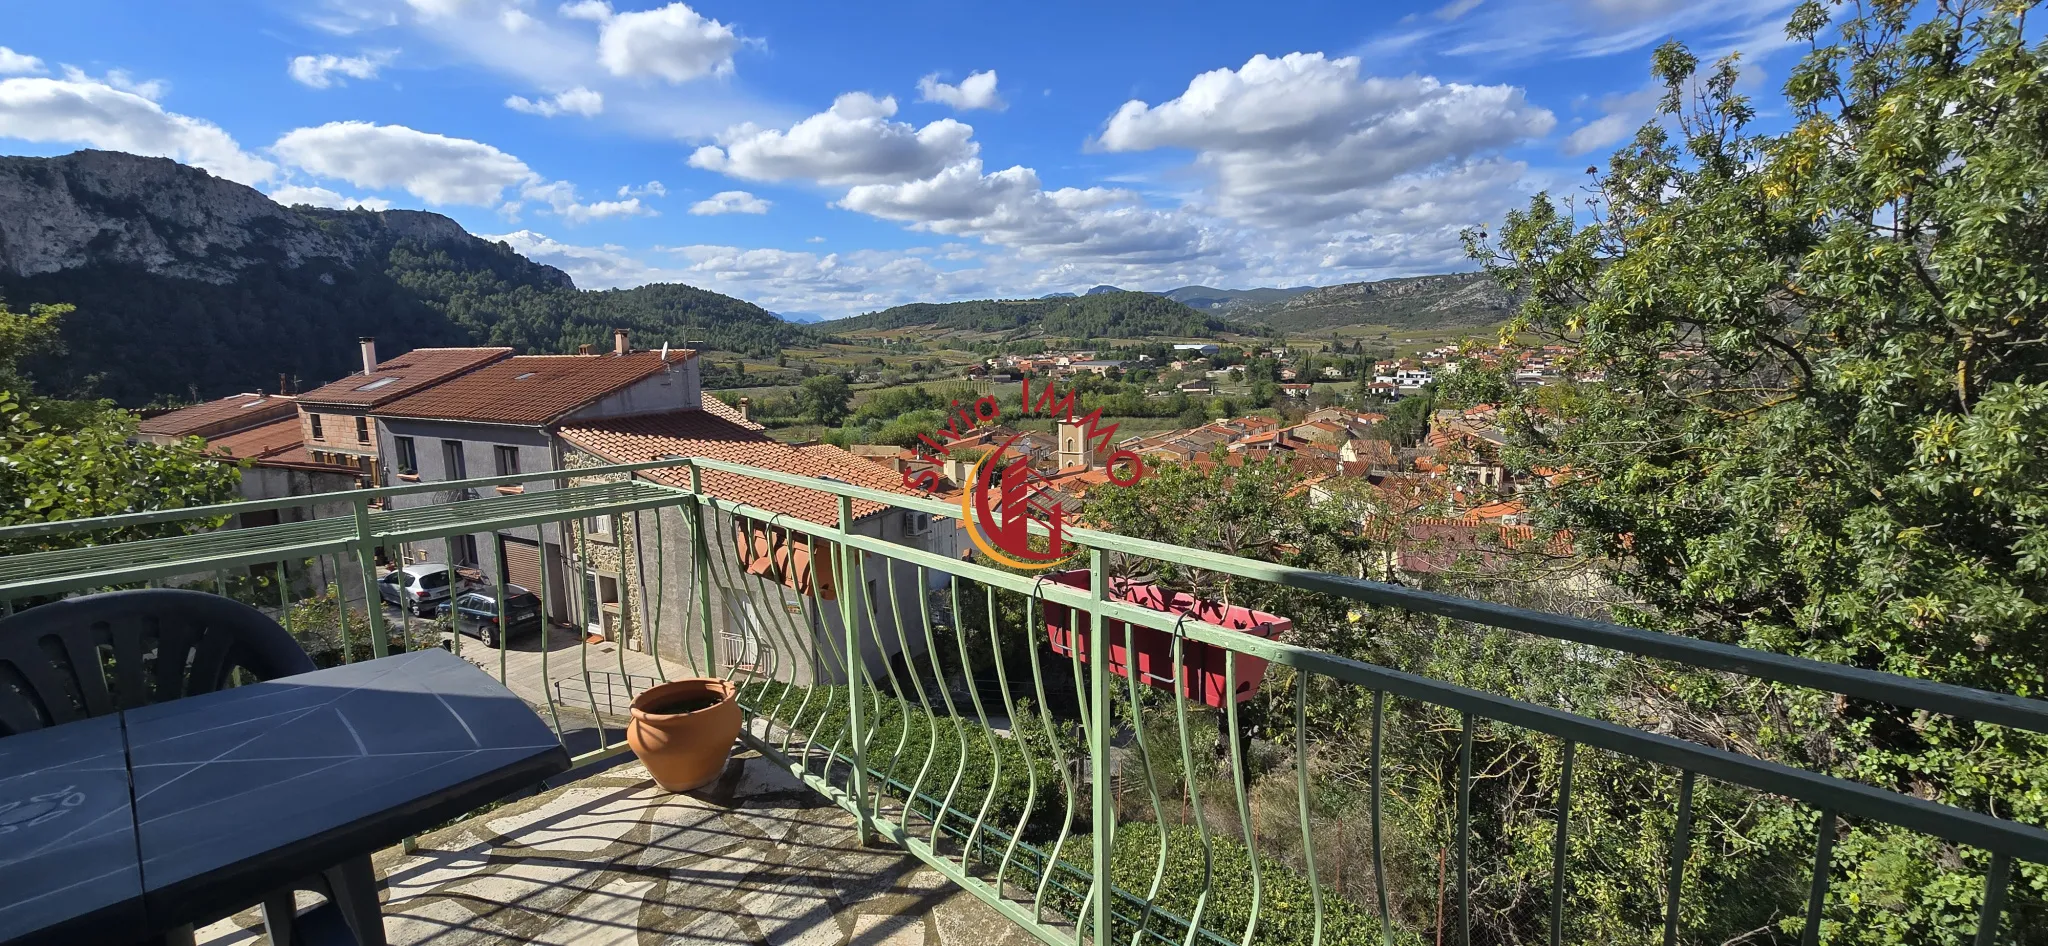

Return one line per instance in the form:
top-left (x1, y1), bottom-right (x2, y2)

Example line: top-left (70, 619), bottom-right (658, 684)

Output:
top-left (1469, 2), bottom-right (2048, 940)
top-left (796, 374), bottom-right (853, 426)
top-left (0, 301), bottom-right (241, 553)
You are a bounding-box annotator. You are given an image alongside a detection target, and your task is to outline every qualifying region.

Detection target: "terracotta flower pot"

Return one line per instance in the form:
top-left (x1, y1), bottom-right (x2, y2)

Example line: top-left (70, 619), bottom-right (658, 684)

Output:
top-left (627, 678), bottom-right (742, 792)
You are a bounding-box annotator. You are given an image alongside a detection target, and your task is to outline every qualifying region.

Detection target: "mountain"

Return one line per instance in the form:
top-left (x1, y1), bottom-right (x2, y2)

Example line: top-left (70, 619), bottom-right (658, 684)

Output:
top-left (1158, 285), bottom-right (1314, 312)
top-left (820, 291), bottom-right (1241, 340)
top-left (1226, 273), bottom-right (1511, 332)
top-left (0, 151), bottom-right (810, 406)
top-left (1084, 284), bottom-right (1125, 295)
top-left (1040, 292), bottom-right (1077, 299)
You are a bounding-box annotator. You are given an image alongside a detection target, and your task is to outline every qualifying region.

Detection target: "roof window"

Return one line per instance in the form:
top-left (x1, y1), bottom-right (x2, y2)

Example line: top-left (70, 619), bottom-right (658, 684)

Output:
top-left (355, 377), bottom-right (399, 391)
top-left (514, 372), bottom-right (537, 380)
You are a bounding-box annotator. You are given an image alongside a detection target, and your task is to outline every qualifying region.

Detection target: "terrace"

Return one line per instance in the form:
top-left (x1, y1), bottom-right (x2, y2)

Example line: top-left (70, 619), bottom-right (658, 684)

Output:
top-left (2, 457), bottom-right (2043, 945)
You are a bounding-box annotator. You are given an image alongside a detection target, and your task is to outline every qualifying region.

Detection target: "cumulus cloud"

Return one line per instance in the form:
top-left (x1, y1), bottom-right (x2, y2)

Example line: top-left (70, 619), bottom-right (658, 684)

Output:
top-left (618, 180), bottom-right (666, 198)
top-left (838, 159), bottom-right (1210, 262)
top-left (268, 184), bottom-right (392, 211)
top-left (60, 66), bottom-right (167, 101)
top-left (1097, 52), bottom-right (1552, 225)
top-left (0, 76), bottom-right (276, 184)
top-left (689, 93), bottom-right (975, 185)
top-left (689, 190), bottom-right (770, 215)
top-left (595, 2), bottom-right (739, 83)
top-left (288, 52), bottom-right (392, 89)
top-left (272, 121), bottom-right (533, 205)
top-left (559, 1), bottom-right (613, 21)
top-left (519, 178), bottom-right (658, 222)
top-left (0, 47), bottom-right (45, 76)
top-left (505, 86), bottom-right (604, 117)
top-left (917, 70), bottom-right (1005, 111)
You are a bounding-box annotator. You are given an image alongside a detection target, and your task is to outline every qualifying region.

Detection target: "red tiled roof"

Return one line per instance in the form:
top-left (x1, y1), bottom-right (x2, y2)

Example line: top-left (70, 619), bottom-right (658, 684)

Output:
top-left (137, 393), bottom-right (297, 437)
top-left (375, 351), bottom-right (693, 425)
top-left (203, 417), bottom-right (305, 461)
top-left (559, 409), bottom-right (911, 527)
top-left (298, 348), bottom-right (513, 408)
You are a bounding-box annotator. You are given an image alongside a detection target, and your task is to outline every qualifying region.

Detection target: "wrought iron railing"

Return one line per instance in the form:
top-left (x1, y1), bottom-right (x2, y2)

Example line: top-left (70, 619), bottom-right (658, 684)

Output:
top-left (2, 457), bottom-right (2042, 945)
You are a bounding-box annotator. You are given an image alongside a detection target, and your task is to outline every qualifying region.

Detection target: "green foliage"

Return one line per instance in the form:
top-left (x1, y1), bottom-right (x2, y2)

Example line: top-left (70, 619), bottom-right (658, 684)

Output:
top-left (796, 374), bottom-right (854, 426)
top-left (1465, 2), bottom-right (2048, 941)
top-left (0, 300), bottom-right (240, 552)
top-left (0, 214), bottom-right (815, 406)
top-left (823, 292), bottom-right (1247, 340)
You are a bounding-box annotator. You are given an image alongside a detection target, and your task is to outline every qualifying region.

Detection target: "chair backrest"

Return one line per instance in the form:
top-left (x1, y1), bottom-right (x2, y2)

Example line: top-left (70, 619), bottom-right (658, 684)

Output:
top-left (0, 589), bottom-right (317, 736)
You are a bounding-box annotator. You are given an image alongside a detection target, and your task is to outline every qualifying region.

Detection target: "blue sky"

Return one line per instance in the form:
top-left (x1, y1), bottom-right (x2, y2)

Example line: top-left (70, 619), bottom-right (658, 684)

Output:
top-left (1, 0), bottom-right (1802, 318)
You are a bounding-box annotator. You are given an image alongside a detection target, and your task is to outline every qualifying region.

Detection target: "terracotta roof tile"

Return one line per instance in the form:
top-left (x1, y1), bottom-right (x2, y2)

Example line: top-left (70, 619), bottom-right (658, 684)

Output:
top-left (137, 393), bottom-right (297, 437)
top-left (559, 409), bottom-right (913, 527)
top-left (199, 418), bottom-right (352, 473)
top-left (375, 351), bottom-right (693, 425)
top-left (298, 348), bottom-right (513, 408)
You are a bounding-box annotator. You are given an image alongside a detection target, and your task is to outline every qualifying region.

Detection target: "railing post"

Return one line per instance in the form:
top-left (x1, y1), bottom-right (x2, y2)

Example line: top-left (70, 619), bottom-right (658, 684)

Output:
top-left (838, 493), bottom-right (873, 845)
top-left (1088, 548), bottom-right (1113, 945)
top-left (352, 497), bottom-right (388, 658)
top-left (688, 463), bottom-right (717, 677)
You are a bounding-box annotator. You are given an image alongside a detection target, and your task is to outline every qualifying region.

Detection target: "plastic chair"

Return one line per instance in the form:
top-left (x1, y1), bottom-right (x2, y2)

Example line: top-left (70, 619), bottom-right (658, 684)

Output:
top-left (0, 589), bottom-right (384, 946)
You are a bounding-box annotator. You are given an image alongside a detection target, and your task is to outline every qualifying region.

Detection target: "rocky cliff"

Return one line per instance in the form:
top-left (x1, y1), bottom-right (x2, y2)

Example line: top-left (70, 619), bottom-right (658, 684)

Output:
top-left (0, 150), bottom-right (567, 286)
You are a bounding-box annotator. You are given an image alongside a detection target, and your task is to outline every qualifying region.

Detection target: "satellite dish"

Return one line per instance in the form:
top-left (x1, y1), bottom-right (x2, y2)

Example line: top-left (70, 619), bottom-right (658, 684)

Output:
top-left (660, 342), bottom-right (670, 362)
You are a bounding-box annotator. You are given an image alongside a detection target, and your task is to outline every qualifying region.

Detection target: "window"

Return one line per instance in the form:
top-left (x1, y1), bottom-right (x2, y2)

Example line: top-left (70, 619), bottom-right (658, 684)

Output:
top-left (355, 416), bottom-right (370, 443)
top-left (453, 534), bottom-right (479, 566)
top-left (354, 377), bottom-right (398, 392)
top-left (494, 445), bottom-right (520, 477)
top-left (393, 437), bottom-right (418, 475)
top-left (309, 414), bottom-right (324, 441)
top-left (442, 440), bottom-right (466, 479)
top-left (585, 515), bottom-right (614, 542)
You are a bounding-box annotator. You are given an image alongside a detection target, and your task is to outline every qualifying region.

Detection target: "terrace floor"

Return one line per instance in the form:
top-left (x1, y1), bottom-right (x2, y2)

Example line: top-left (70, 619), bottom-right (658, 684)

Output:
top-left (194, 744), bottom-right (1036, 946)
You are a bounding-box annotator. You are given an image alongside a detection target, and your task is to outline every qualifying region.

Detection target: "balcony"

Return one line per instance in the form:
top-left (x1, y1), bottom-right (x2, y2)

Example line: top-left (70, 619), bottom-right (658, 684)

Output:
top-left (3, 458), bottom-right (2044, 946)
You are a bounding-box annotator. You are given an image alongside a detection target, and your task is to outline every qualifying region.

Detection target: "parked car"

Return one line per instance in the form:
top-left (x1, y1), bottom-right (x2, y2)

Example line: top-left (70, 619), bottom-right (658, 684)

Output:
top-left (436, 586), bottom-right (544, 647)
top-left (378, 563), bottom-right (458, 617)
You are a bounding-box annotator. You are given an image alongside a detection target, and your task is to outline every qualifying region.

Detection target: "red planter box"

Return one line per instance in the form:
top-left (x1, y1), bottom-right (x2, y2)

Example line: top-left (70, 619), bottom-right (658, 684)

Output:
top-left (1041, 570), bottom-right (1290, 708)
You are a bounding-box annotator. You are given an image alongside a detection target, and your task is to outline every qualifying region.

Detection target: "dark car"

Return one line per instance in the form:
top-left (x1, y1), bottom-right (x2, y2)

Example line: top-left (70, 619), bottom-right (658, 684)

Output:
top-left (436, 585), bottom-right (544, 647)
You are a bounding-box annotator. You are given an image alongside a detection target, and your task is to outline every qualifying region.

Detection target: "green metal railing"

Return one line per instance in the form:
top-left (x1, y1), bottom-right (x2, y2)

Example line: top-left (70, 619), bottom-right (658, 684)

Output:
top-left (3, 456), bottom-right (2044, 945)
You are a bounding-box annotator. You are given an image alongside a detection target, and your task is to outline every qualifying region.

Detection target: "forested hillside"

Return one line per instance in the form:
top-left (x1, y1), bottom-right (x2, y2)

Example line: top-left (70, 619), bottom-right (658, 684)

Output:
top-left (0, 151), bottom-right (810, 406)
top-left (1227, 272), bottom-right (1509, 332)
top-left (821, 291), bottom-right (1242, 339)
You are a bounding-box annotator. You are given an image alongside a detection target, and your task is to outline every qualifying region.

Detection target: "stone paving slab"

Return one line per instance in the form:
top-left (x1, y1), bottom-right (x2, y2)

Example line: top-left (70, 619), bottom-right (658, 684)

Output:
top-left (195, 748), bottom-right (1043, 946)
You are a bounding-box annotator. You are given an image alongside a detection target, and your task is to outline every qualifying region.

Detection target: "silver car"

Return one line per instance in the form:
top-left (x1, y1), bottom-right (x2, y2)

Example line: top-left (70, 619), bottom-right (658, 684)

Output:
top-left (378, 563), bottom-right (458, 616)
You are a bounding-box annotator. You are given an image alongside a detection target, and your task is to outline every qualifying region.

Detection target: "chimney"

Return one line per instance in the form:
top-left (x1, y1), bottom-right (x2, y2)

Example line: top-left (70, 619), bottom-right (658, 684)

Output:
top-left (278, 373), bottom-right (287, 396)
top-left (577, 343), bottom-right (593, 355)
top-left (359, 337), bottom-right (378, 375)
top-left (738, 397), bottom-right (750, 421)
top-left (614, 328), bottom-right (630, 355)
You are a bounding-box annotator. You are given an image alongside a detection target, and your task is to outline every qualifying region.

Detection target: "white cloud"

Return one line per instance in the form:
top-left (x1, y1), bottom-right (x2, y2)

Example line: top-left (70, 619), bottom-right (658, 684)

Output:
top-left (1562, 84), bottom-right (1659, 155)
top-left (559, 0), bottom-right (612, 21)
top-left (805, 235), bottom-right (825, 243)
top-left (268, 184), bottom-right (392, 211)
top-left (0, 47), bottom-right (45, 76)
top-left (288, 51), bottom-right (392, 89)
top-left (596, 2), bottom-right (739, 83)
top-left (618, 180), bottom-right (666, 198)
top-left (0, 76), bottom-right (276, 184)
top-left (519, 178), bottom-right (657, 222)
top-left (59, 66), bottom-right (167, 101)
top-left (689, 190), bottom-right (770, 215)
top-left (272, 121), bottom-right (533, 205)
top-left (1434, 0), bottom-right (1484, 20)
top-left (838, 159), bottom-right (1211, 263)
top-left (917, 70), bottom-right (1005, 112)
top-left (505, 86), bottom-right (604, 117)
top-left (1096, 52), bottom-right (1553, 226)
top-left (689, 92), bottom-right (976, 185)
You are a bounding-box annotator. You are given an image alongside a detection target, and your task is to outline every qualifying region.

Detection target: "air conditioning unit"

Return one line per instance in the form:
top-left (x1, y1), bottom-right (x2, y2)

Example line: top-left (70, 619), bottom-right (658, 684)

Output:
top-left (905, 512), bottom-right (931, 536)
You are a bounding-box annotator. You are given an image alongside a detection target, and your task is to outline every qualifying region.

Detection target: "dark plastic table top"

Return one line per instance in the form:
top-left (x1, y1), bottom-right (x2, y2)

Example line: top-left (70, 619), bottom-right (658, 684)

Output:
top-left (0, 715), bottom-right (146, 946)
top-left (1, 647), bottom-right (570, 943)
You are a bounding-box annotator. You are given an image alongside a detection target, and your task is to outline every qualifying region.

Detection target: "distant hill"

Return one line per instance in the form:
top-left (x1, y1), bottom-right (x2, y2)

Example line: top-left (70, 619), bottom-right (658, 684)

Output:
top-left (0, 150), bottom-right (813, 405)
top-left (1159, 285), bottom-right (1314, 312)
top-left (1084, 285), bottom-right (1125, 295)
top-left (820, 291), bottom-right (1241, 340)
top-left (1225, 273), bottom-right (1510, 332)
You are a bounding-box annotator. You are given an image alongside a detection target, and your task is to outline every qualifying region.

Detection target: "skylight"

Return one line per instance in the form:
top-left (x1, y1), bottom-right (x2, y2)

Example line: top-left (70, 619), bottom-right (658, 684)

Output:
top-left (514, 372), bottom-right (537, 380)
top-left (240, 399), bottom-right (267, 408)
top-left (355, 377), bottom-right (399, 391)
